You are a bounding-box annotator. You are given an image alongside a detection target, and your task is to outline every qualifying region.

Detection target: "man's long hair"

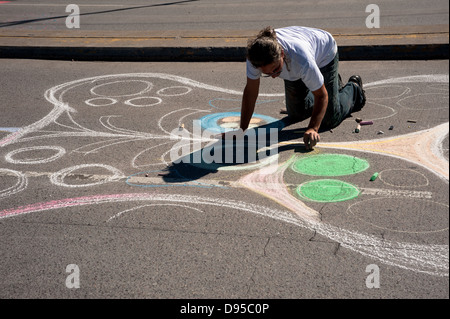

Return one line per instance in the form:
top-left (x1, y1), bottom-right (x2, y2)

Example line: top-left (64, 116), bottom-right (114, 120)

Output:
top-left (246, 26), bottom-right (283, 68)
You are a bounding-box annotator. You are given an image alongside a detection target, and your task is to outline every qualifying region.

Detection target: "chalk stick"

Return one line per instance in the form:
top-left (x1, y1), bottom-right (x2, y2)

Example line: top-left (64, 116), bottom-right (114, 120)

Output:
top-left (360, 121), bottom-right (373, 125)
top-left (407, 120), bottom-right (417, 123)
top-left (370, 172), bottom-right (379, 181)
top-left (158, 172), bottom-right (169, 177)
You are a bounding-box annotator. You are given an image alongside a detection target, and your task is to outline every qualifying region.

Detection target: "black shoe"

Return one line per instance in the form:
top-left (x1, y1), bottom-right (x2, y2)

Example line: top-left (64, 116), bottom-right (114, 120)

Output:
top-left (348, 75), bottom-right (366, 111)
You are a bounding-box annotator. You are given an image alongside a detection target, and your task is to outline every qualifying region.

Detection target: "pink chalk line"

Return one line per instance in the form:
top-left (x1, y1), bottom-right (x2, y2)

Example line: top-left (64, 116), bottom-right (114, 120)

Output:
top-left (0, 193), bottom-right (153, 219)
top-left (0, 131), bottom-right (22, 147)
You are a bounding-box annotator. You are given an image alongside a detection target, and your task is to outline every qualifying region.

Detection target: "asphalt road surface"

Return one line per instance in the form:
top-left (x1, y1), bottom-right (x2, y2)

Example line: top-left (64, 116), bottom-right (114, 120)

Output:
top-left (0, 59), bottom-right (448, 301)
top-left (0, 0), bottom-right (448, 31)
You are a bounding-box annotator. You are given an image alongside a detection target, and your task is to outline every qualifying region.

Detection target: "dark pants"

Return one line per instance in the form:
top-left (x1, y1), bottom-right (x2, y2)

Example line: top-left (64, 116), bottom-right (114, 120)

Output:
top-left (284, 53), bottom-right (364, 130)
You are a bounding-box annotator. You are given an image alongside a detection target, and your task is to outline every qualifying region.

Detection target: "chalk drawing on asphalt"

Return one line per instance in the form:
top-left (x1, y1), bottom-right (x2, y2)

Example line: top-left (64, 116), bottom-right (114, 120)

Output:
top-left (0, 73), bottom-right (448, 277)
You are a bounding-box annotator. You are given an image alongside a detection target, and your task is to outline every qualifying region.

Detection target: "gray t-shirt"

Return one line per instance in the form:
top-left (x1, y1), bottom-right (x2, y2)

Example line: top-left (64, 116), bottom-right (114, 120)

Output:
top-left (246, 26), bottom-right (338, 91)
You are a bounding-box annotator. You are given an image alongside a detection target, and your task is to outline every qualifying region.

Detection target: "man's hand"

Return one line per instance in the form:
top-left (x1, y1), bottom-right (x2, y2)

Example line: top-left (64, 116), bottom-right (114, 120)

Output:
top-left (303, 128), bottom-right (320, 150)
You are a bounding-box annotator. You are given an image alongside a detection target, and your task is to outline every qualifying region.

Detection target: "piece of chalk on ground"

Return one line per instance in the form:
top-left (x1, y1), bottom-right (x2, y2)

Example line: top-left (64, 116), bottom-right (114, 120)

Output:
top-left (370, 172), bottom-right (379, 181)
top-left (355, 124), bottom-right (361, 133)
top-left (407, 120), bottom-right (417, 123)
top-left (360, 121), bottom-right (373, 125)
top-left (355, 118), bottom-right (362, 123)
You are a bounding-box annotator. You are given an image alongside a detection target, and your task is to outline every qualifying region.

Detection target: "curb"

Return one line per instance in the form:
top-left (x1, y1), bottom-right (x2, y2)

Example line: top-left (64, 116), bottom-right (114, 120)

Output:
top-left (0, 26), bottom-right (448, 61)
top-left (0, 43), bottom-right (448, 62)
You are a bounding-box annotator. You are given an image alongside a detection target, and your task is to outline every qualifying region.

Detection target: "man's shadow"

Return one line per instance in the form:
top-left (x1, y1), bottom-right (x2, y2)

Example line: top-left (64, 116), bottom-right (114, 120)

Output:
top-left (160, 116), bottom-right (323, 185)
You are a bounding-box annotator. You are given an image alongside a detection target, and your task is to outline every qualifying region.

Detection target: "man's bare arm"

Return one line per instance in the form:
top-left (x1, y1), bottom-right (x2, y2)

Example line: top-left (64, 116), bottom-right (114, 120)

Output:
top-left (240, 77), bottom-right (260, 131)
top-left (304, 84), bottom-right (328, 149)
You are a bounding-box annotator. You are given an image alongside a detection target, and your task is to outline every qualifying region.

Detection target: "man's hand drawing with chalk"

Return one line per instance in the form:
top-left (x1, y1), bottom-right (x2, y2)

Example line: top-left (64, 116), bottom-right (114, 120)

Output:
top-left (239, 26), bottom-right (367, 150)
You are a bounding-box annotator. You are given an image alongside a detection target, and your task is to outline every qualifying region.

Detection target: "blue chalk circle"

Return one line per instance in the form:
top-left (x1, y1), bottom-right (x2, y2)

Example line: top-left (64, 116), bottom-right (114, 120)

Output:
top-left (199, 112), bottom-right (285, 134)
top-left (208, 98), bottom-right (279, 110)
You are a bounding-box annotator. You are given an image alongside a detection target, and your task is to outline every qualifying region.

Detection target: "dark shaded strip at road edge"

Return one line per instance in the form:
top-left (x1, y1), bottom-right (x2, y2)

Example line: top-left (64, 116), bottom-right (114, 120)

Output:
top-left (0, 44), bottom-right (448, 61)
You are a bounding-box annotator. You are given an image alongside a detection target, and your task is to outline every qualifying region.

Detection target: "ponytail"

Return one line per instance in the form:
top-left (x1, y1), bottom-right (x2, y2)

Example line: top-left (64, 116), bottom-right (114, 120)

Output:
top-left (257, 26), bottom-right (277, 39)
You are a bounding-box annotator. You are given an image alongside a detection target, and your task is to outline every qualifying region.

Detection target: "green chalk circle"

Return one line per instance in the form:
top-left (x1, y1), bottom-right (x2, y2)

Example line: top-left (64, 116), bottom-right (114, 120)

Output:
top-left (296, 179), bottom-right (361, 203)
top-left (292, 154), bottom-right (370, 177)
